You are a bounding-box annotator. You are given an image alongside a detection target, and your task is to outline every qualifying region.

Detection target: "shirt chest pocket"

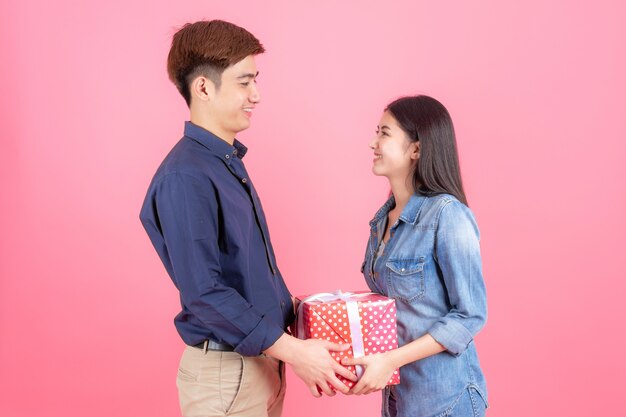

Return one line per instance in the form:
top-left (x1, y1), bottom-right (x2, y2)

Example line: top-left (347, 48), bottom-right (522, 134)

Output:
top-left (385, 257), bottom-right (425, 303)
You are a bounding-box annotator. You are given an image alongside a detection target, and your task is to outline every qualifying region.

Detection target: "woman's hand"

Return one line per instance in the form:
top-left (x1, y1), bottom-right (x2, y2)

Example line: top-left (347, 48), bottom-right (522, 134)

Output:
top-left (342, 352), bottom-right (397, 395)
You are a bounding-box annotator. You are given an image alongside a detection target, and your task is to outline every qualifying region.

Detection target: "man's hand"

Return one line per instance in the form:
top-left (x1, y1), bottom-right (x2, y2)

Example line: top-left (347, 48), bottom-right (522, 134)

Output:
top-left (342, 353), bottom-right (397, 395)
top-left (265, 334), bottom-right (357, 397)
top-left (291, 339), bottom-right (357, 397)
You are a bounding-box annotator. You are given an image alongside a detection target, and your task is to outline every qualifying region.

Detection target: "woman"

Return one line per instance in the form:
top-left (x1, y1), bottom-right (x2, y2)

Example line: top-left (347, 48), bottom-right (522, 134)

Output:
top-left (342, 96), bottom-right (488, 416)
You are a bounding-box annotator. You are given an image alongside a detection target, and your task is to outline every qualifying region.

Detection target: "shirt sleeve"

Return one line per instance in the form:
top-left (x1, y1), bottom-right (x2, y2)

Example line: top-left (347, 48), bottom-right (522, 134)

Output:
top-left (428, 200), bottom-right (488, 356)
top-left (152, 172), bottom-right (284, 356)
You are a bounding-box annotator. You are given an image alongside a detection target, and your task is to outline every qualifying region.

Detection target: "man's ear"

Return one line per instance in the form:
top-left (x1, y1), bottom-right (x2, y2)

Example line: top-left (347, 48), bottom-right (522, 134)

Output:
top-left (410, 142), bottom-right (421, 160)
top-left (190, 76), bottom-right (216, 103)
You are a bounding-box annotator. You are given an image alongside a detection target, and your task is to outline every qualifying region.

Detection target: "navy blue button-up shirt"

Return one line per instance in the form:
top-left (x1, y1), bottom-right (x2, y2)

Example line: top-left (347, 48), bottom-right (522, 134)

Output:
top-left (140, 122), bottom-right (294, 356)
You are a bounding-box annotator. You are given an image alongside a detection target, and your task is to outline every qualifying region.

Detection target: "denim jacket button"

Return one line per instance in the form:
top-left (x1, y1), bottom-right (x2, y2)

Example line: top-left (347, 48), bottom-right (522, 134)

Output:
top-left (242, 178), bottom-right (248, 184)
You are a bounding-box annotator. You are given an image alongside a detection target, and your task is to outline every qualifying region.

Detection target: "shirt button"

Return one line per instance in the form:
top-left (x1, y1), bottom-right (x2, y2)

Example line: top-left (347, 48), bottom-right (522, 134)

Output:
top-left (233, 149), bottom-right (238, 155)
top-left (241, 178), bottom-right (247, 184)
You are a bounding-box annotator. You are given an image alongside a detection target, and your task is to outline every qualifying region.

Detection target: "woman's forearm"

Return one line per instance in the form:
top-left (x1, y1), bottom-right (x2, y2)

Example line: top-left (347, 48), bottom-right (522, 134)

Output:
top-left (387, 333), bottom-right (446, 369)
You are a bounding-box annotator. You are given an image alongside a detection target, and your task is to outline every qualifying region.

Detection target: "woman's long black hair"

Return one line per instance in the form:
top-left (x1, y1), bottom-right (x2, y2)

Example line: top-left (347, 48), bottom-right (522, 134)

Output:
top-left (386, 95), bottom-right (468, 206)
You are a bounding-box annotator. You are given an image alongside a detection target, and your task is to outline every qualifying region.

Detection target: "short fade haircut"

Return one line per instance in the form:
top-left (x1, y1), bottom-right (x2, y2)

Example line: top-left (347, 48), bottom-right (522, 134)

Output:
top-left (167, 20), bottom-right (265, 106)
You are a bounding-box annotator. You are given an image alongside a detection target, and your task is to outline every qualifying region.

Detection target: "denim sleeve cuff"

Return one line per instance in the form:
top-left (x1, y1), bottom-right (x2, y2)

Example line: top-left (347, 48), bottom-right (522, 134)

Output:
top-left (233, 315), bottom-right (284, 357)
top-left (429, 319), bottom-right (474, 356)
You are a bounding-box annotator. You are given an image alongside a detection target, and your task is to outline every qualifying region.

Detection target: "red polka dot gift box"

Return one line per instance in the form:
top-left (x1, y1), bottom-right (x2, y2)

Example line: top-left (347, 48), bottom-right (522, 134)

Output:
top-left (294, 291), bottom-right (400, 389)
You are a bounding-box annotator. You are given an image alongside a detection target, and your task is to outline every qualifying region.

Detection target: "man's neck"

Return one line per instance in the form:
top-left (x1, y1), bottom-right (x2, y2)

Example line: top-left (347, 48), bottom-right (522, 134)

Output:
top-left (190, 112), bottom-right (235, 145)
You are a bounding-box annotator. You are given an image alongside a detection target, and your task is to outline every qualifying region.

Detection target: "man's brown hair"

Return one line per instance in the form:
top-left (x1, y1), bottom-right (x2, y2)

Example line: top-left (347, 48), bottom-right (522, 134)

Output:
top-left (167, 20), bottom-right (265, 106)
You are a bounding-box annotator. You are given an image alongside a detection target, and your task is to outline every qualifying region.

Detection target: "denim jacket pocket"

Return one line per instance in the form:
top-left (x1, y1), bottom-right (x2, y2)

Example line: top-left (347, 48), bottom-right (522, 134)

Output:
top-left (385, 257), bottom-right (425, 303)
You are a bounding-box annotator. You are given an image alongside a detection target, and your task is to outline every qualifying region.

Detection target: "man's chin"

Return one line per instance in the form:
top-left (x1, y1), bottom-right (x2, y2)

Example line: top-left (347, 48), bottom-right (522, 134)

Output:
top-left (237, 120), bottom-right (251, 132)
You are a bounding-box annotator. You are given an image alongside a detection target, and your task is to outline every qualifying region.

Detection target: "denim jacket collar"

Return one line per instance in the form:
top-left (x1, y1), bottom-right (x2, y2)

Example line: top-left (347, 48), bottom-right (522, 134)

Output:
top-left (399, 193), bottom-right (428, 225)
top-left (369, 193), bottom-right (428, 228)
top-left (369, 195), bottom-right (395, 228)
top-left (184, 121), bottom-right (248, 165)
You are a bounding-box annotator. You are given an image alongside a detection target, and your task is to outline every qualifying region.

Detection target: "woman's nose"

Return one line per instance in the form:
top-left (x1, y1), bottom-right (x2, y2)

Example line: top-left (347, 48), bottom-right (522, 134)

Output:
top-left (369, 137), bottom-right (377, 149)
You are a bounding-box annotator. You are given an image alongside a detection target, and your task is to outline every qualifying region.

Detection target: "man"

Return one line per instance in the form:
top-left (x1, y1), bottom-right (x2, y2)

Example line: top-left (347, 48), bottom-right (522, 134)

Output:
top-left (139, 20), bottom-right (356, 417)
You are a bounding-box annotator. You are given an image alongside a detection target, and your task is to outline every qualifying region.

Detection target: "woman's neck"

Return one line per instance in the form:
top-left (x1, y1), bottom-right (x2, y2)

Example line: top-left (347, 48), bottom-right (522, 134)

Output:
top-left (389, 176), bottom-right (415, 211)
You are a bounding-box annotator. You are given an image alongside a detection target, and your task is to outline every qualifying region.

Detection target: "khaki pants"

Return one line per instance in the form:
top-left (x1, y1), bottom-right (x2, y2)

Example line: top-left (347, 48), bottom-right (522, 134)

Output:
top-left (176, 346), bottom-right (286, 417)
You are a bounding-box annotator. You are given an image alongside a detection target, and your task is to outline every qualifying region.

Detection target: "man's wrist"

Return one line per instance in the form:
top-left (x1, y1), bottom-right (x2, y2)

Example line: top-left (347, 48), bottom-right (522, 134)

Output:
top-left (264, 333), bottom-right (299, 363)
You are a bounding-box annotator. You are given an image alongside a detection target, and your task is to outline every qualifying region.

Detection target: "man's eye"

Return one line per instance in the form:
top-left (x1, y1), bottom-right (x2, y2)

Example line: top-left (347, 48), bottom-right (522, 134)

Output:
top-left (240, 82), bottom-right (250, 86)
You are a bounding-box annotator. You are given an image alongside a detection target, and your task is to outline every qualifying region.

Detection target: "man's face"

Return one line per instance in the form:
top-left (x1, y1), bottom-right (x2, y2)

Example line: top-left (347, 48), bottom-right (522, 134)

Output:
top-left (208, 55), bottom-right (260, 140)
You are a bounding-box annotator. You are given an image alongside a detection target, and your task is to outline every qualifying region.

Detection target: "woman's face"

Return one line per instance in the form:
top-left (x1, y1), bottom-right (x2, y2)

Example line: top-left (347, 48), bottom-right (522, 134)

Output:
top-left (369, 111), bottom-right (419, 181)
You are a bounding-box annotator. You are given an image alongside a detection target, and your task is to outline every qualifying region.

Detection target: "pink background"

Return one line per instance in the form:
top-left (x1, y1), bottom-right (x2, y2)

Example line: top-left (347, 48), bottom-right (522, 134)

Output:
top-left (1, 1), bottom-right (625, 416)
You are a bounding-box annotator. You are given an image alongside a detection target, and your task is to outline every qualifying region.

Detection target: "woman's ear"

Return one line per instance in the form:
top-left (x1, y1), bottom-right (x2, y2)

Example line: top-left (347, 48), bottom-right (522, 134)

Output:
top-left (410, 142), bottom-right (420, 160)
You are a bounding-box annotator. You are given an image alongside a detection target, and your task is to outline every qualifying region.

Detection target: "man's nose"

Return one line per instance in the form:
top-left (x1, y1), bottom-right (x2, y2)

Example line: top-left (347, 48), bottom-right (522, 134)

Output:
top-left (249, 83), bottom-right (261, 104)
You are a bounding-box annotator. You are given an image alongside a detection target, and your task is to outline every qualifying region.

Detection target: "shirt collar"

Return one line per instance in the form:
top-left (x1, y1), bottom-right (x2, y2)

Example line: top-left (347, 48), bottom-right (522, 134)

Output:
top-left (184, 121), bottom-right (248, 163)
top-left (398, 193), bottom-right (428, 225)
top-left (369, 195), bottom-right (396, 228)
top-left (369, 193), bottom-right (428, 228)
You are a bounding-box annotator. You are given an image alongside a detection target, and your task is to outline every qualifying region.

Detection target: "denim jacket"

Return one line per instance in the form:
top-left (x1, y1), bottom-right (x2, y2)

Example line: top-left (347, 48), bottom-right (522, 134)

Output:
top-left (362, 193), bottom-right (488, 417)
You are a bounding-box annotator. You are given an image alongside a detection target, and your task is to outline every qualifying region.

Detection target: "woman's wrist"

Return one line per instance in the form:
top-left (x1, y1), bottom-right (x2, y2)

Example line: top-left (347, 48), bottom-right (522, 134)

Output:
top-left (386, 347), bottom-right (408, 369)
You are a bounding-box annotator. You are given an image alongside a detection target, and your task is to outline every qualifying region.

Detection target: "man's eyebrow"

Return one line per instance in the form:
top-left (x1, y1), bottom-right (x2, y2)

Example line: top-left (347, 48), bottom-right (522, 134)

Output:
top-left (380, 125), bottom-right (391, 131)
top-left (237, 71), bottom-right (259, 79)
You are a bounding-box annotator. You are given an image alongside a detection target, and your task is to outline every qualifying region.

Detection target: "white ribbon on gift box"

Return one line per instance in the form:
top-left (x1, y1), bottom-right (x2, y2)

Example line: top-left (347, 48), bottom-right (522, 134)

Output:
top-left (295, 290), bottom-right (375, 378)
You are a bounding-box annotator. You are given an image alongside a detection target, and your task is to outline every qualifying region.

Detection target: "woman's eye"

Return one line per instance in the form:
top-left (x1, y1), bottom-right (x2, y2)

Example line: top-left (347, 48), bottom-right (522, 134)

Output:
top-left (240, 82), bottom-right (250, 86)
